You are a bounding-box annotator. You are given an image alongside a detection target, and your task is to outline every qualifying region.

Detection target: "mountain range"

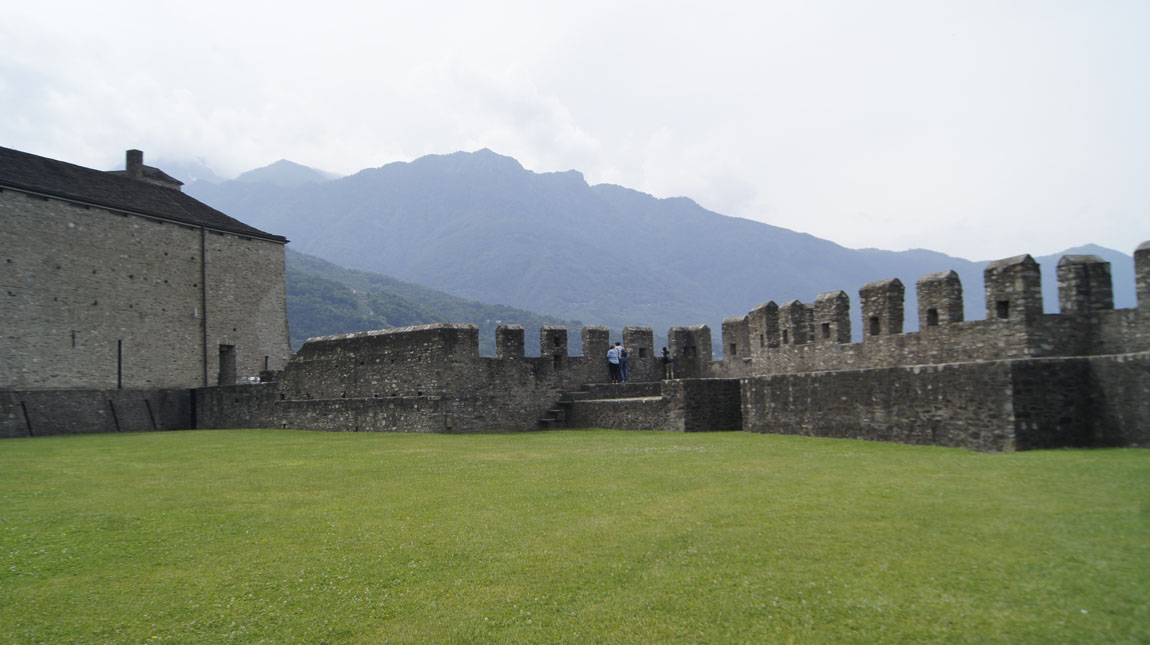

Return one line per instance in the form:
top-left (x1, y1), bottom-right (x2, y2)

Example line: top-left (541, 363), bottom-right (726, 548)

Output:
top-left (284, 248), bottom-right (581, 355)
top-left (185, 150), bottom-right (1136, 346)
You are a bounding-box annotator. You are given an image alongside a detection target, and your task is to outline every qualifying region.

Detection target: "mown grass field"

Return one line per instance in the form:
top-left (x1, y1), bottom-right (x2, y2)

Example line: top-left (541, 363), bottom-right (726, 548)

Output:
top-left (1, 429), bottom-right (1147, 643)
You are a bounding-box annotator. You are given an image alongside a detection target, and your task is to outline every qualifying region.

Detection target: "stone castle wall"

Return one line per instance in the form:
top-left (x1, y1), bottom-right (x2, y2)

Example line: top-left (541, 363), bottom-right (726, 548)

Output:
top-left (0, 188), bottom-right (291, 390)
top-left (193, 244), bottom-right (1149, 450)
top-left (740, 353), bottom-right (1150, 451)
top-left (197, 323), bottom-right (670, 433)
top-left (9, 237), bottom-right (1148, 451)
top-left (715, 251), bottom-right (1150, 379)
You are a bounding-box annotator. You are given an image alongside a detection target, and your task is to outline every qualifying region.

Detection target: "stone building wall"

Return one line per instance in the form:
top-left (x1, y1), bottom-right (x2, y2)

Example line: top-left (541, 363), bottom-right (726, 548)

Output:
top-left (0, 188), bottom-right (290, 390)
top-left (204, 230), bottom-right (293, 385)
top-left (2, 190), bottom-right (203, 388)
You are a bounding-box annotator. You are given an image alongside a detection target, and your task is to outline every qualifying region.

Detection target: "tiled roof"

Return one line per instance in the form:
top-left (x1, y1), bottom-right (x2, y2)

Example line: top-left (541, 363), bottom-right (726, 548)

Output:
top-left (0, 146), bottom-right (286, 242)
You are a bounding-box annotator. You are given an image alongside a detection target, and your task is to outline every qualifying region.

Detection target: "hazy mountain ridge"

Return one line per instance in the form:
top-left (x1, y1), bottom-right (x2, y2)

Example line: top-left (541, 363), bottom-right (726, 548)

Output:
top-left (187, 150), bottom-right (1136, 342)
top-left (236, 159), bottom-right (337, 187)
top-left (284, 249), bottom-right (582, 355)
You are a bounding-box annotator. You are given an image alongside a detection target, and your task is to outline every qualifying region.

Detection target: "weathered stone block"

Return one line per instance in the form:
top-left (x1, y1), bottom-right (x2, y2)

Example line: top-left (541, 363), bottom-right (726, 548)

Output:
top-left (1134, 241), bottom-right (1150, 310)
top-left (916, 270), bottom-right (964, 328)
top-left (984, 254), bottom-right (1042, 322)
top-left (859, 278), bottom-right (904, 339)
top-left (1057, 255), bottom-right (1113, 314)
top-left (747, 301), bottom-right (780, 355)
top-left (778, 300), bottom-right (812, 345)
top-left (814, 291), bottom-right (851, 344)
top-left (722, 315), bottom-right (750, 358)
top-left (496, 324), bottom-right (525, 359)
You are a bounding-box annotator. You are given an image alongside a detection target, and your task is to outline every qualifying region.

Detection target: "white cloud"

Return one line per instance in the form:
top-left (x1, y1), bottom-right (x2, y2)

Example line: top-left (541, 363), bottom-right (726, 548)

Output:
top-left (2, 0), bottom-right (1149, 258)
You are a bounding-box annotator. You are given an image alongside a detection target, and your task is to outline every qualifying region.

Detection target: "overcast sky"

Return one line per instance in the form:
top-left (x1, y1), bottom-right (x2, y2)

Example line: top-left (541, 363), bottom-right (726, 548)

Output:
top-left (3, 0), bottom-right (1148, 260)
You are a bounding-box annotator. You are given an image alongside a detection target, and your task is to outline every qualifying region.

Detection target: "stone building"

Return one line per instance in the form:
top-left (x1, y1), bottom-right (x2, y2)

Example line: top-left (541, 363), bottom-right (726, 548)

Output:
top-left (0, 146), bottom-right (291, 390)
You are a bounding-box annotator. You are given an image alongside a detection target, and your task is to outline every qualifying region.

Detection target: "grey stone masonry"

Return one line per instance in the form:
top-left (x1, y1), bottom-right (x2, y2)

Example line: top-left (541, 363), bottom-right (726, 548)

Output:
top-left (814, 291), bottom-right (851, 344)
top-left (917, 270), bottom-right (964, 329)
top-left (496, 324), bottom-right (525, 359)
top-left (860, 278), bottom-right (905, 339)
top-left (622, 326), bottom-right (654, 361)
top-left (722, 316), bottom-right (750, 358)
top-left (581, 325), bottom-right (609, 376)
top-left (1135, 241), bottom-right (1150, 309)
top-left (1057, 255), bottom-right (1113, 314)
top-left (778, 300), bottom-right (812, 346)
top-left (622, 326), bottom-right (658, 381)
top-left (985, 254), bottom-right (1043, 322)
top-left (668, 325), bottom-right (712, 379)
top-left (1, 185), bottom-right (290, 389)
top-left (543, 325), bottom-right (569, 368)
top-left (741, 353), bottom-right (1149, 451)
top-left (709, 243), bottom-right (1148, 395)
top-left (747, 301), bottom-right (780, 356)
top-left (1, 146), bottom-right (289, 391)
top-left (1, 388), bottom-right (191, 438)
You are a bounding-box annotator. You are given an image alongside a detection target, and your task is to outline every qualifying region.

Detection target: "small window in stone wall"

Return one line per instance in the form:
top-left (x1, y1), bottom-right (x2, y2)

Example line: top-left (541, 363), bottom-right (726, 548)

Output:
top-left (926, 308), bottom-right (940, 326)
top-left (553, 336), bottom-right (561, 347)
top-left (821, 323), bottom-right (830, 339)
top-left (638, 347), bottom-right (647, 358)
top-left (729, 343), bottom-right (737, 356)
top-left (869, 316), bottom-right (880, 336)
top-left (782, 329), bottom-right (789, 344)
top-left (996, 300), bottom-right (1010, 319)
top-left (759, 334), bottom-right (765, 348)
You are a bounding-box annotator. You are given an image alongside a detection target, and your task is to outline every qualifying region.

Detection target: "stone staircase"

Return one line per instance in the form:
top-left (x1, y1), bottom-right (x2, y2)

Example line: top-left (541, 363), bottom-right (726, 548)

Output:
top-left (538, 382), bottom-right (664, 429)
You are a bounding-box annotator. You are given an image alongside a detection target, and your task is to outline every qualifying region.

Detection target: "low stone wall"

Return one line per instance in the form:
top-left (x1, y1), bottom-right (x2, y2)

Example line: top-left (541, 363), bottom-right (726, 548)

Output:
top-left (565, 379), bottom-right (742, 433)
top-left (566, 396), bottom-right (668, 431)
top-left (196, 381), bottom-right (562, 434)
top-left (0, 388), bottom-right (191, 438)
top-left (740, 353), bottom-right (1150, 451)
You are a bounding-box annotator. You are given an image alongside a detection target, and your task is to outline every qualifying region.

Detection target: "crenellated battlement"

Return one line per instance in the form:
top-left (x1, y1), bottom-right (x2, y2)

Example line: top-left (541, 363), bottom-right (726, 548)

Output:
top-left (285, 244), bottom-right (1150, 386)
top-left (717, 244), bottom-right (1150, 378)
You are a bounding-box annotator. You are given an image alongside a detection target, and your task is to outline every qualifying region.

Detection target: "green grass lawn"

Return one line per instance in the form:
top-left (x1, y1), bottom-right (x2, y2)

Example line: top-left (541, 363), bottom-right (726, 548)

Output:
top-left (1, 429), bottom-right (1147, 643)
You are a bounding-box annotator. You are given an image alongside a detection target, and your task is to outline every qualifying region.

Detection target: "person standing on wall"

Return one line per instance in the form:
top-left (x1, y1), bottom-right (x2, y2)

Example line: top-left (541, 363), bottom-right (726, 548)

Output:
top-left (662, 346), bottom-right (675, 380)
top-left (607, 343), bottom-right (621, 383)
top-left (617, 341), bottom-right (629, 382)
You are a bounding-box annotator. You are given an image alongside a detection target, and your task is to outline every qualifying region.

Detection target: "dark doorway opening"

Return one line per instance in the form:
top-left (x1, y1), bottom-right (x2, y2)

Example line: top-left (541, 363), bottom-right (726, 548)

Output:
top-left (218, 344), bottom-right (237, 385)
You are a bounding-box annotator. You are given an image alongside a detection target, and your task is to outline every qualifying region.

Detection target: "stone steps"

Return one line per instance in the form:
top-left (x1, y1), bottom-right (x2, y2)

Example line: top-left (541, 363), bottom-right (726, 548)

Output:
top-left (538, 381), bottom-right (664, 428)
top-left (537, 399), bottom-right (571, 429)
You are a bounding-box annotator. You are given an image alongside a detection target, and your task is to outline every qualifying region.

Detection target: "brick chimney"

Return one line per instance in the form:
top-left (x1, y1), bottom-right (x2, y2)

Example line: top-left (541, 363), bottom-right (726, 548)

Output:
top-left (126, 149), bottom-right (144, 179)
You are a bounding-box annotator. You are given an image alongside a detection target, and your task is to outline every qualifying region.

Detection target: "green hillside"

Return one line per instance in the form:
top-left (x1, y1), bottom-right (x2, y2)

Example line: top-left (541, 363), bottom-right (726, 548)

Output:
top-left (285, 249), bottom-right (581, 355)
